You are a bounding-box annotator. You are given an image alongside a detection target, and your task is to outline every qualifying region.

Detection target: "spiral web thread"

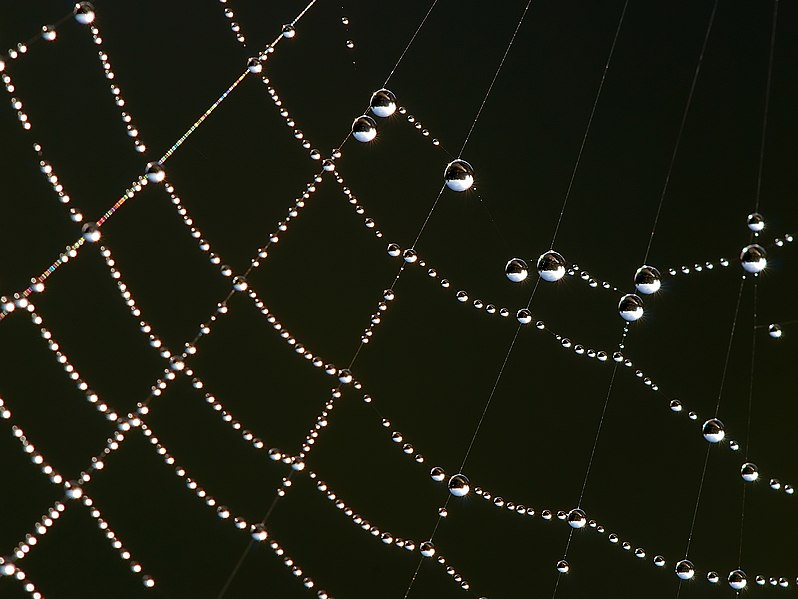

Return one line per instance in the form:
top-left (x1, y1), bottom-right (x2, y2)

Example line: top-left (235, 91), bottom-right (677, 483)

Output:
top-left (0, 1), bottom-right (795, 598)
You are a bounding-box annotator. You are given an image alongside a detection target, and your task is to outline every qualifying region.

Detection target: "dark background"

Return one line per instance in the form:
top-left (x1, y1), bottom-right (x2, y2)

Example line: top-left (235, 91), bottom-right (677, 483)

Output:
top-left (1, 1), bottom-right (797, 597)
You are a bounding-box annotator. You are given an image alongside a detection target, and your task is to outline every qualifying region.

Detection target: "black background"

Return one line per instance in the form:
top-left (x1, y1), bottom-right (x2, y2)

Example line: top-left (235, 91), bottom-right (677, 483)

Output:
top-left (1, 1), bottom-right (798, 597)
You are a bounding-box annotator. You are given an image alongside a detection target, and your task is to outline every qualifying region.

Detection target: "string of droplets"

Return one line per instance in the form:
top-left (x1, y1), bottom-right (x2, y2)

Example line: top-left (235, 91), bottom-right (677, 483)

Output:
top-left (0, 2), bottom-right (343, 595)
top-left (2, 2), bottom-right (796, 597)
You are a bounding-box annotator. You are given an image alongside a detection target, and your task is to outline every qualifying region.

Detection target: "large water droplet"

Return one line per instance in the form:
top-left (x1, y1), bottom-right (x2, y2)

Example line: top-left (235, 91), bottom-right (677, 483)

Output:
top-left (420, 541), bottom-right (435, 557)
top-left (448, 473), bottom-right (470, 497)
top-left (81, 222), bottom-right (100, 243)
top-left (728, 570), bottom-right (747, 590)
top-left (567, 508), bottom-right (587, 529)
top-left (352, 115), bottom-right (377, 142)
top-left (145, 162), bottom-right (166, 183)
top-left (740, 244), bottom-right (767, 273)
top-left (444, 159), bottom-right (474, 192)
top-left (747, 212), bottom-right (764, 232)
top-left (740, 462), bottom-right (758, 482)
top-left (73, 2), bottom-right (96, 24)
top-left (505, 258), bottom-right (528, 283)
top-left (247, 58), bottom-right (262, 74)
top-left (675, 560), bottom-right (695, 580)
top-left (702, 418), bottom-right (725, 443)
top-left (618, 294), bottom-right (644, 322)
top-left (370, 89), bottom-right (397, 118)
top-left (634, 265), bottom-right (661, 295)
top-left (537, 251), bottom-right (566, 282)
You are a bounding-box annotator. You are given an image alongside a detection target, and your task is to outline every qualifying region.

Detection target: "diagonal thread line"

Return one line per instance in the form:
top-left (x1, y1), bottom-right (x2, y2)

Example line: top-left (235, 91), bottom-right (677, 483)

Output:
top-left (458, 0), bottom-right (533, 157)
top-left (549, 0), bottom-right (630, 250)
top-left (643, 0), bottom-right (718, 264)
top-left (755, 0), bottom-right (779, 212)
top-left (384, 0), bottom-right (439, 87)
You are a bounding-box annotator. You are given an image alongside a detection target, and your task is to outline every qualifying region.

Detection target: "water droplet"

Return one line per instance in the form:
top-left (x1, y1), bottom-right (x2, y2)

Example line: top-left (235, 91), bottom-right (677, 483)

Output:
top-left (420, 541), bottom-right (435, 557)
top-left (0, 561), bottom-right (16, 576)
top-left (618, 294), bottom-right (644, 322)
top-left (145, 162), bottom-right (165, 183)
top-left (402, 249), bottom-right (418, 263)
top-left (282, 24), bottom-right (296, 38)
top-left (505, 258), bottom-right (528, 283)
top-left (707, 572), bottom-right (719, 584)
top-left (653, 555), bottom-right (665, 567)
top-left (346, 40), bottom-right (355, 49)
top-left (41, 26), bottom-right (57, 41)
top-left (741, 462), bottom-right (758, 482)
top-left (370, 89), bottom-right (397, 118)
top-left (516, 309), bottom-right (532, 324)
top-left (444, 159), bottom-right (474, 192)
top-left (341, 16), bottom-right (350, 25)
top-left (556, 560), bottom-right (570, 574)
top-left (768, 324), bottom-right (782, 338)
top-left (247, 58), bottom-right (262, 74)
top-left (567, 508), bottom-right (586, 529)
top-left (232, 276), bottom-right (248, 292)
top-left (352, 115), bottom-right (377, 142)
top-left (387, 243), bottom-right (401, 257)
top-left (747, 212), bottom-right (764, 232)
top-left (729, 570), bottom-right (747, 590)
top-left (537, 251), bottom-right (566, 282)
top-left (81, 222), bottom-right (100, 243)
top-left (338, 369), bottom-right (353, 384)
top-left (430, 467), bottom-right (446, 482)
top-left (670, 400), bottom-right (682, 412)
top-left (74, 2), bottom-right (96, 24)
top-left (740, 244), bottom-right (767, 273)
top-left (675, 560), bottom-right (695, 580)
top-left (448, 473), bottom-right (470, 497)
top-left (634, 265), bottom-right (661, 295)
top-left (65, 480), bottom-right (83, 499)
top-left (702, 418), bottom-right (725, 443)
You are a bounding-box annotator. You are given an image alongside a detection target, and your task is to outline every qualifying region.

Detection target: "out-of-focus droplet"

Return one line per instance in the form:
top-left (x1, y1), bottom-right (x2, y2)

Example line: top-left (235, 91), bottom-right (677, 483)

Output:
top-left (232, 276), bottom-right (248, 292)
top-left (74, 2), bottom-right (96, 25)
top-left (145, 162), bottom-right (166, 183)
top-left (247, 58), bottom-right (262, 74)
top-left (81, 222), bottom-right (100, 243)
top-left (41, 26), bottom-right (57, 41)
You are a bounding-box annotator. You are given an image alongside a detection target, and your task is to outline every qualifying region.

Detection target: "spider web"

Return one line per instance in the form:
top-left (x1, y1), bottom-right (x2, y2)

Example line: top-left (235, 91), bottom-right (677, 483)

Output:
top-left (1, 1), bottom-right (797, 598)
